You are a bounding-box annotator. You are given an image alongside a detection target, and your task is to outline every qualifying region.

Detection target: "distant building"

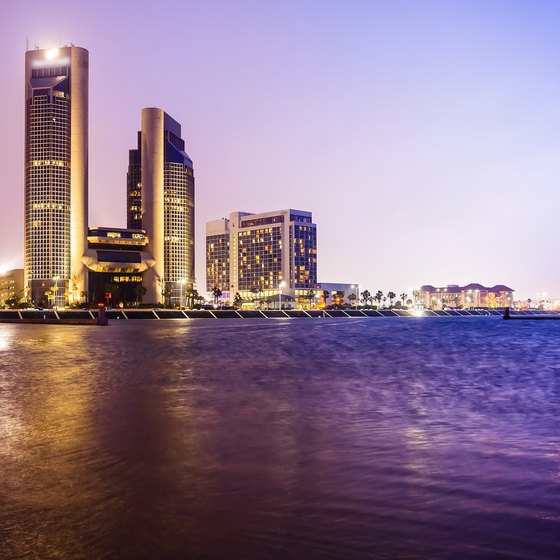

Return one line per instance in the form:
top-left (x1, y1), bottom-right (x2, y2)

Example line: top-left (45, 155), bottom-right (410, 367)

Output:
top-left (0, 269), bottom-right (24, 306)
top-left (419, 283), bottom-right (514, 309)
top-left (127, 108), bottom-right (195, 304)
top-left (206, 219), bottom-right (231, 300)
top-left (206, 209), bottom-right (317, 306)
top-left (316, 282), bottom-right (358, 306)
top-left (24, 46), bottom-right (89, 307)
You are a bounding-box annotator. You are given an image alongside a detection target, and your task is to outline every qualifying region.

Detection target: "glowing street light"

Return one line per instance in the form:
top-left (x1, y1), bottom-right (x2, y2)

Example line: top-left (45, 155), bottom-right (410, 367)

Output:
top-left (179, 278), bottom-right (186, 309)
top-left (351, 284), bottom-right (359, 308)
top-left (52, 276), bottom-right (60, 308)
top-left (278, 280), bottom-right (286, 310)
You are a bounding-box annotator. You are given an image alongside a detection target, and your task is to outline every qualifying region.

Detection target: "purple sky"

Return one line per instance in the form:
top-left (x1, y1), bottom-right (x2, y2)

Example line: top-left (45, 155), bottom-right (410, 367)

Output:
top-left (1, 0), bottom-right (559, 299)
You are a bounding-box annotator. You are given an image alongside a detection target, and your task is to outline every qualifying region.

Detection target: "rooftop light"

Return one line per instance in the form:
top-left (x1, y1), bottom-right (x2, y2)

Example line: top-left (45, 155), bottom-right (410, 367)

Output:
top-left (45, 48), bottom-right (59, 60)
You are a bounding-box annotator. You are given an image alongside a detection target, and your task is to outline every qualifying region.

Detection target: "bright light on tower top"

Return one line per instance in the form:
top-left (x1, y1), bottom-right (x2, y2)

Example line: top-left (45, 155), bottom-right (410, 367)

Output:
top-left (45, 48), bottom-right (59, 60)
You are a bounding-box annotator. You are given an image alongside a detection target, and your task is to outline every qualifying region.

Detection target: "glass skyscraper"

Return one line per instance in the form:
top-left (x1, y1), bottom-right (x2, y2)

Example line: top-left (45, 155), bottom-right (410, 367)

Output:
top-left (24, 46), bottom-right (88, 307)
top-left (127, 109), bottom-right (195, 304)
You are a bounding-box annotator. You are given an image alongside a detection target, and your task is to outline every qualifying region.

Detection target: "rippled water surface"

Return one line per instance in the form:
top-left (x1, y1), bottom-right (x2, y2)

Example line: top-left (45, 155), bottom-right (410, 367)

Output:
top-left (0, 318), bottom-right (559, 559)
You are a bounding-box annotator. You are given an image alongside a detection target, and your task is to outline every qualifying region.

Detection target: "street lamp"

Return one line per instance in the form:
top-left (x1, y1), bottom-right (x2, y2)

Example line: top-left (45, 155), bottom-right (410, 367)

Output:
top-left (179, 278), bottom-right (186, 309)
top-left (278, 280), bottom-right (286, 310)
top-left (52, 276), bottom-right (60, 308)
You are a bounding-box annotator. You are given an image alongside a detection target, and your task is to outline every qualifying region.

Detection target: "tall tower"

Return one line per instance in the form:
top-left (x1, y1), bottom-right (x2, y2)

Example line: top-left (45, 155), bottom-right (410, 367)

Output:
top-left (24, 46), bottom-right (88, 306)
top-left (127, 108), bottom-right (195, 304)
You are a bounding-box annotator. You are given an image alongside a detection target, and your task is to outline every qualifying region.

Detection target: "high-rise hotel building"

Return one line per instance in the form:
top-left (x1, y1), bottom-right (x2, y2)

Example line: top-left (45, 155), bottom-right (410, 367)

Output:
top-left (206, 209), bottom-right (317, 303)
top-left (206, 218), bottom-right (231, 299)
top-left (24, 46), bottom-right (88, 306)
top-left (127, 109), bottom-right (195, 303)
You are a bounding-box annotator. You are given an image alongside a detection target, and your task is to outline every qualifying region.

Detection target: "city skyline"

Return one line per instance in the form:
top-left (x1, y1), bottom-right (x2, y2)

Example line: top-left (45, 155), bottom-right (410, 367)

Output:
top-left (1, 1), bottom-right (560, 299)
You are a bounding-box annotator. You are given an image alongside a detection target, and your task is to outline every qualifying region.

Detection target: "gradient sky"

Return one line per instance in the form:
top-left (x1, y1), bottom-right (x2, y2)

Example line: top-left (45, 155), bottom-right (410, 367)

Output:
top-left (1, 0), bottom-right (559, 299)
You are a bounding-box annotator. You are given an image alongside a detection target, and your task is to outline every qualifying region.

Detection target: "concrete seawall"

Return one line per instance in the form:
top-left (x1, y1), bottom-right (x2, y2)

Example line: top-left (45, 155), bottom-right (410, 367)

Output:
top-left (2, 308), bottom-right (556, 323)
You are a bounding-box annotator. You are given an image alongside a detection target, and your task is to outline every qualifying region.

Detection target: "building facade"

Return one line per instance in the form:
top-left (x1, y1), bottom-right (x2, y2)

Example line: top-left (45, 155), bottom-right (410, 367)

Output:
top-left (206, 209), bottom-right (317, 306)
top-left (127, 132), bottom-right (143, 230)
top-left (206, 218), bottom-right (231, 300)
top-left (0, 269), bottom-right (25, 307)
top-left (24, 46), bottom-right (89, 307)
top-left (82, 227), bottom-right (155, 306)
top-left (127, 108), bottom-right (195, 304)
top-left (419, 283), bottom-right (514, 309)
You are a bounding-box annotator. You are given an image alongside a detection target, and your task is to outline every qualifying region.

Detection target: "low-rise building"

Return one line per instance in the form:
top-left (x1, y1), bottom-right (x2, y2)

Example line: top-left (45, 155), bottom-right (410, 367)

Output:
top-left (419, 283), bottom-right (514, 309)
top-left (316, 282), bottom-right (359, 307)
top-left (83, 227), bottom-right (155, 306)
top-left (0, 269), bottom-right (24, 307)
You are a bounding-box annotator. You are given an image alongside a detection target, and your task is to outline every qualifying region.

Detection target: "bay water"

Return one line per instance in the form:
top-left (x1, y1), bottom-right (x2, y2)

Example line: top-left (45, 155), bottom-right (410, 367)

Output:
top-left (0, 318), bottom-right (559, 559)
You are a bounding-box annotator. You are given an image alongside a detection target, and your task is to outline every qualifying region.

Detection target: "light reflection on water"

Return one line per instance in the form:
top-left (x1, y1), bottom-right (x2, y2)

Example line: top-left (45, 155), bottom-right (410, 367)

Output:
top-left (0, 318), bottom-right (559, 559)
top-left (0, 328), bottom-right (13, 351)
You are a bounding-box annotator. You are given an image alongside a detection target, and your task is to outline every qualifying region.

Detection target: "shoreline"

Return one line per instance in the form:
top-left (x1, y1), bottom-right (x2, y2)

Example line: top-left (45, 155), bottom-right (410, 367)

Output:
top-left (1, 308), bottom-right (557, 324)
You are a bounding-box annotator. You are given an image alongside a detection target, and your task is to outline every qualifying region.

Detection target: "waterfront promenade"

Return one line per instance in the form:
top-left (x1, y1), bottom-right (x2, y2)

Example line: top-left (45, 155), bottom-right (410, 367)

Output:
top-left (0, 307), bottom-right (555, 323)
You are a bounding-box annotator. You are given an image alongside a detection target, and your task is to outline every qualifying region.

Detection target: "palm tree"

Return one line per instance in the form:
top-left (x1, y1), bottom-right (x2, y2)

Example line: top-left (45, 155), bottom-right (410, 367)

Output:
top-left (134, 284), bottom-right (147, 307)
top-left (387, 291), bottom-right (396, 307)
top-left (250, 286), bottom-right (260, 305)
top-left (71, 275), bottom-right (80, 304)
top-left (233, 292), bottom-right (243, 308)
top-left (375, 290), bottom-right (383, 308)
top-left (348, 293), bottom-right (357, 307)
top-left (400, 292), bottom-right (407, 307)
top-left (161, 285), bottom-right (172, 308)
top-left (23, 286), bottom-right (31, 307)
top-left (212, 286), bottom-right (223, 306)
top-left (360, 290), bottom-right (371, 306)
top-left (322, 290), bottom-right (330, 306)
top-left (306, 290), bottom-right (315, 308)
top-left (185, 288), bottom-right (199, 308)
top-left (4, 297), bottom-right (19, 309)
